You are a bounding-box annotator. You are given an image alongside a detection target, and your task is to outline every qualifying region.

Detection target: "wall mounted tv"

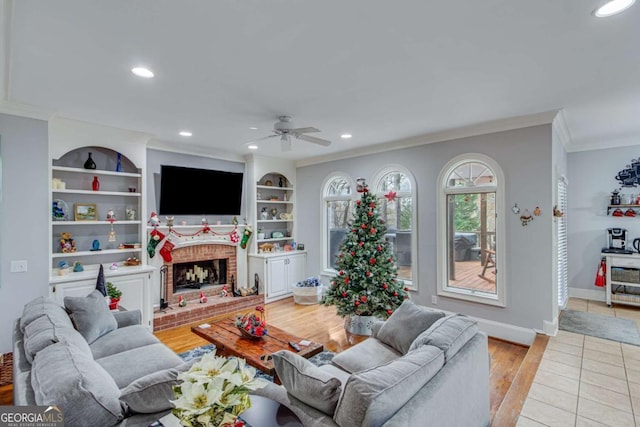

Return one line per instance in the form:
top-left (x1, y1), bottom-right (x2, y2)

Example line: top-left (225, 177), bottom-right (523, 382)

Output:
top-left (159, 165), bottom-right (244, 215)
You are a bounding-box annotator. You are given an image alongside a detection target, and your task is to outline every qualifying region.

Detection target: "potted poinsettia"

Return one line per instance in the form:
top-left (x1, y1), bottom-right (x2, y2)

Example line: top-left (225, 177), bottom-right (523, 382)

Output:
top-left (107, 282), bottom-right (122, 310)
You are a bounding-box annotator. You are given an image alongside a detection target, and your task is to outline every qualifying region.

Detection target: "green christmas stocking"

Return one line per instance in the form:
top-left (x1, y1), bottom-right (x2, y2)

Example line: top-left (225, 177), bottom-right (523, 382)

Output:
top-left (240, 228), bottom-right (252, 249)
top-left (147, 228), bottom-right (165, 258)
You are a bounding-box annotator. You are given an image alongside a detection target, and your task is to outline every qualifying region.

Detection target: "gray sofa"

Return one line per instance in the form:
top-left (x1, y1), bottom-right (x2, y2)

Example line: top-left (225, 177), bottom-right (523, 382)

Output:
top-left (13, 292), bottom-right (187, 427)
top-left (253, 300), bottom-right (490, 427)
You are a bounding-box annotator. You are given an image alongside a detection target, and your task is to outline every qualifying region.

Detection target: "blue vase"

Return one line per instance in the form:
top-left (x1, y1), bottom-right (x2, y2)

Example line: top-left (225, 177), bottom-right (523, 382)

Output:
top-left (116, 152), bottom-right (123, 172)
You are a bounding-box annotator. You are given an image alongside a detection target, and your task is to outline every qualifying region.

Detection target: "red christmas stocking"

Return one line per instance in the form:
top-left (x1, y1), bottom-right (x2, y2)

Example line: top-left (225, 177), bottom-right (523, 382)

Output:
top-left (159, 239), bottom-right (175, 263)
top-left (147, 228), bottom-right (165, 258)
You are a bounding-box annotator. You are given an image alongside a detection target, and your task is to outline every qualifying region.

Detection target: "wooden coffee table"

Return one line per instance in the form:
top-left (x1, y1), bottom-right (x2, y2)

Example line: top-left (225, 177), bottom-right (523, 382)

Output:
top-left (191, 318), bottom-right (324, 381)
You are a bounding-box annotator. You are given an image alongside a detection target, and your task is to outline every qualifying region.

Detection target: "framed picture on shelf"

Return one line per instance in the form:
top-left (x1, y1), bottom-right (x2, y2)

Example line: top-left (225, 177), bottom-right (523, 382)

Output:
top-left (74, 203), bottom-right (97, 221)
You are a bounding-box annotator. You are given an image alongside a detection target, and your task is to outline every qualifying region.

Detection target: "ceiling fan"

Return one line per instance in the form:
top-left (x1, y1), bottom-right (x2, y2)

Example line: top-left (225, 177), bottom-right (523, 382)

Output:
top-left (247, 116), bottom-right (332, 152)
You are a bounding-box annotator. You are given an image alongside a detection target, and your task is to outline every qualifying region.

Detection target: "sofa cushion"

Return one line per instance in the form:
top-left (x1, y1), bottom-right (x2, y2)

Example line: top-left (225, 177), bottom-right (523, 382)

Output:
top-left (64, 290), bottom-right (118, 344)
top-left (333, 345), bottom-right (444, 427)
top-left (23, 315), bottom-right (91, 363)
top-left (376, 300), bottom-right (446, 354)
top-left (20, 297), bottom-right (72, 332)
top-left (97, 343), bottom-right (184, 388)
top-left (409, 313), bottom-right (478, 361)
top-left (90, 325), bottom-right (160, 359)
top-left (331, 338), bottom-right (401, 374)
top-left (272, 350), bottom-right (342, 415)
top-left (119, 367), bottom-right (183, 414)
top-left (31, 342), bottom-right (124, 426)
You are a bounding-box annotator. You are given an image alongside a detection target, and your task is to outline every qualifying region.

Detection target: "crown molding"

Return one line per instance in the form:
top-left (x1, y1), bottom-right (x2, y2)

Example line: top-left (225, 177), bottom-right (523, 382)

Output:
top-left (147, 138), bottom-right (246, 163)
top-left (0, 100), bottom-right (55, 120)
top-left (296, 110), bottom-right (559, 167)
top-left (564, 134), bottom-right (640, 153)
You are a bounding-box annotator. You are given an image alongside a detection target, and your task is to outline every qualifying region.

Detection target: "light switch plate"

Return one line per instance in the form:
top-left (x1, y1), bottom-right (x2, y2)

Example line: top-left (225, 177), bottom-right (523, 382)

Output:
top-left (11, 260), bottom-right (28, 273)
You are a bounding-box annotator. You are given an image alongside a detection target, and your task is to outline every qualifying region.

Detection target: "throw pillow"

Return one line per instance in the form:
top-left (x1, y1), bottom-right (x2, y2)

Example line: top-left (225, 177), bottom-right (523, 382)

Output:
top-left (64, 290), bottom-right (117, 344)
top-left (31, 342), bottom-right (124, 426)
top-left (119, 367), bottom-right (183, 413)
top-left (272, 350), bottom-right (342, 415)
top-left (333, 345), bottom-right (444, 427)
top-left (409, 313), bottom-right (478, 360)
top-left (376, 300), bottom-right (446, 354)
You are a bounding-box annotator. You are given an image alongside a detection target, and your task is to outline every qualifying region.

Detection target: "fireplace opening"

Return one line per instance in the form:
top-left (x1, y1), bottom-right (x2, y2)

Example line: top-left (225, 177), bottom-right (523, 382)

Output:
top-left (173, 259), bottom-right (227, 293)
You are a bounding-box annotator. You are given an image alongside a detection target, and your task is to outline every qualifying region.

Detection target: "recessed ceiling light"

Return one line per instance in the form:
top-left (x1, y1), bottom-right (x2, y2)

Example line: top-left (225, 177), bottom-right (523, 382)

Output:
top-left (131, 67), bottom-right (154, 78)
top-left (249, 127), bottom-right (258, 130)
top-left (247, 145), bottom-right (259, 150)
top-left (341, 133), bottom-right (353, 139)
top-left (593, 0), bottom-right (635, 17)
top-left (179, 131), bottom-right (192, 137)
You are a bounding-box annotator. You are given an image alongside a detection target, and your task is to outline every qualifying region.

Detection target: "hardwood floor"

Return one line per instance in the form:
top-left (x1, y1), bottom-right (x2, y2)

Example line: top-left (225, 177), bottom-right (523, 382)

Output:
top-left (0, 297), bottom-right (534, 425)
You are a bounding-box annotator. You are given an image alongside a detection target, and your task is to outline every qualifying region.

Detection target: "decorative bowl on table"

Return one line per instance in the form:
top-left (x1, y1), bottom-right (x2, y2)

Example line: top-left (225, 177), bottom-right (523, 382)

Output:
top-left (235, 305), bottom-right (267, 340)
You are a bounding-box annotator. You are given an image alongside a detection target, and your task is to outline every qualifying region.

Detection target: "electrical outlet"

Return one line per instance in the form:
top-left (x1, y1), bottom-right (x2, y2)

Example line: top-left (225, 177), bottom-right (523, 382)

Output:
top-left (431, 295), bottom-right (438, 305)
top-left (10, 260), bottom-right (28, 273)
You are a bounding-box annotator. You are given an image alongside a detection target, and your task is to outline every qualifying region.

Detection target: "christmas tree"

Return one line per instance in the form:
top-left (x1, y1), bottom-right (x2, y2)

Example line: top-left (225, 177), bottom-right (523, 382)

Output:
top-left (323, 179), bottom-right (409, 319)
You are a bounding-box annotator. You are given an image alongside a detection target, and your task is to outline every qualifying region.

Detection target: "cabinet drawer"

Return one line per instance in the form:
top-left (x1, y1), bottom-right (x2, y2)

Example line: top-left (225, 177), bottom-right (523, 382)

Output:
top-left (607, 256), bottom-right (640, 269)
top-left (612, 267), bottom-right (640, 283)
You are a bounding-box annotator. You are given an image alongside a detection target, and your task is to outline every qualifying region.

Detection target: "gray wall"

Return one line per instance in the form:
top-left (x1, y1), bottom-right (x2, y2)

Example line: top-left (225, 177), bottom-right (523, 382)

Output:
top-left (568, 145), bottom-right (640, 293)
top-left (0, 114), bottom-right (49, 353)
top-left (146, 149), bottom-right (247, 224)
top-left (297, 124), bottom-right (555, 331)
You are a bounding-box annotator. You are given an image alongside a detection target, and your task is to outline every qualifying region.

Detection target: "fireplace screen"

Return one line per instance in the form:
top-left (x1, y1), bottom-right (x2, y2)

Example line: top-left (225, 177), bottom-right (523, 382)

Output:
top-left (173, 259), bottom-right (227, 292)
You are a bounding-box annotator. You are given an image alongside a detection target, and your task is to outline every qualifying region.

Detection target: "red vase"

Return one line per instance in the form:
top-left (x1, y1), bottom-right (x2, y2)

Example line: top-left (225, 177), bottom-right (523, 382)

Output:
top-left (92, 176), bottom-right (100, 191)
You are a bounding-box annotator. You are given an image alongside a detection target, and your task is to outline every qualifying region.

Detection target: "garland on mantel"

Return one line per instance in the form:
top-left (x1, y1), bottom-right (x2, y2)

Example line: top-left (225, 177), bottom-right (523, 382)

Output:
top-left (147, 220), bottom-right (252, 263)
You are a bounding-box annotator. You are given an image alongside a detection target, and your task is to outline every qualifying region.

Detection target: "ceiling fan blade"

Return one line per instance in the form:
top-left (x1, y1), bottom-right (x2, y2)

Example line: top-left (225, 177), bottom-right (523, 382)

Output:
top-left (244, 133), bottom-right (279, 145)
top-left (290, 127), bottom-right (320, 134)
top-left (296, 134), bottom-right (332, 146)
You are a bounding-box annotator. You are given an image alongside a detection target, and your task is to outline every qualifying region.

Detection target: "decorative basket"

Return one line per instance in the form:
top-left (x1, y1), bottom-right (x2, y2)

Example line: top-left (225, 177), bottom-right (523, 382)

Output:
top-left (235, 306), bottom-right (267, 340)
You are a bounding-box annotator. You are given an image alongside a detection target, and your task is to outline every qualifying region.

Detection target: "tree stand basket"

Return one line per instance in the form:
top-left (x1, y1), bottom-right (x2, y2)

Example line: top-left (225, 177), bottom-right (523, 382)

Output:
top-left (293, 285), bottom-right (323, 305)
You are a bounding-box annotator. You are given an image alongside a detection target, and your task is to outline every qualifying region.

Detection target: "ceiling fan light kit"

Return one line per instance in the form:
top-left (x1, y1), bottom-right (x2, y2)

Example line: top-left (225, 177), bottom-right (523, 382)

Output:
top-left (246, 115), bottom-right (332, 152)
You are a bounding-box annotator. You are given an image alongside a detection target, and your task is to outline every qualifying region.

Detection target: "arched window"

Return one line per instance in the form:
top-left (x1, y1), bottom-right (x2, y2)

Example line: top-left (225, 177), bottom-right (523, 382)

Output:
top-left (322, 174), bottom-right (354, 271)
top-left (374, 166), bottom-right (417, 290)
top-left (437, 154), bottom-right (505, 306)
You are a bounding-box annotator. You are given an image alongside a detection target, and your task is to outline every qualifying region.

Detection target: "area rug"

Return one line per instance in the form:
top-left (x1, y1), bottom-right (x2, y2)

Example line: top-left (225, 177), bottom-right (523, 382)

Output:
top-left (178, 345), bottom-right (336, 382)
top-left (559, 309), bottom-right (640, 346)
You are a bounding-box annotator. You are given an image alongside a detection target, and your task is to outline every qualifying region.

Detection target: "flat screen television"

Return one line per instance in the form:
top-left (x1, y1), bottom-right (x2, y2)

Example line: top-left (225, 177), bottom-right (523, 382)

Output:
top-left (159, 165), bottom-right (243, 215)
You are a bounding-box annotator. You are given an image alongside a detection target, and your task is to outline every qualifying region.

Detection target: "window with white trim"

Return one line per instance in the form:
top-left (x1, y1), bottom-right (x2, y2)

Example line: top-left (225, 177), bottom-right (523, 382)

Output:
top-left (373, 167), bottom-right (416, 289)
top-left (323, 175), bottom-right (353, 271)
top-left (437, 154), bottom-right (506, 306)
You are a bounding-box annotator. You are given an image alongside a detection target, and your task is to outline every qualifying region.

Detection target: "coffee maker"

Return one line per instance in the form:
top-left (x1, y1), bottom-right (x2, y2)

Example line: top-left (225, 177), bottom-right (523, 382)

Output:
top-left (603, 228), bottom-right (633, 253)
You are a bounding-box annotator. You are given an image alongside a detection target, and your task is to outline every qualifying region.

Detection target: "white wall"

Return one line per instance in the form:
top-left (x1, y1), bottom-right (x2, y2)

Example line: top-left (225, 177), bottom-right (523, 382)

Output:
top-left (0, 113), bottom-right (49, 353)
top-left (297, 124), bottom-right (555, 337)
top-left (568, 145), bottom-right (640, 296)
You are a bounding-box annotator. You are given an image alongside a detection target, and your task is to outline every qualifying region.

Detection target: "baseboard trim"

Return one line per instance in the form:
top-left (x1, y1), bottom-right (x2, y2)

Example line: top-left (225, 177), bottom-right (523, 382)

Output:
top-left (474, 317), bottom-right (536, 346)
top-left (568, 287), bottom-right (605, 302)
top-left (542, 318), bottom-right (559, 337)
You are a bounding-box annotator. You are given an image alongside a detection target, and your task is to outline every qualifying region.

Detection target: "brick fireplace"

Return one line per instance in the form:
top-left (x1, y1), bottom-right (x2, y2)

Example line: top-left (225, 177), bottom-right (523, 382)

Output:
top-left (164, 242), bottom-right (237, 305)
top-left (153, 238), bottom-right (261, 332)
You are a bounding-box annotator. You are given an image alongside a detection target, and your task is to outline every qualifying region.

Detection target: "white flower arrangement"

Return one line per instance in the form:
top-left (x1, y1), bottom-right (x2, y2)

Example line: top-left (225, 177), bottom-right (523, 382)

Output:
top-left (171, 351), bottom-right (267, 427)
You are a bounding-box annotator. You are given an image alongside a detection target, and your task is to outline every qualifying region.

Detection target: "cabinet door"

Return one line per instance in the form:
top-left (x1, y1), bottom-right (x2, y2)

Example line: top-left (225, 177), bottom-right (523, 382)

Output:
top-left (50, 280), bottom-right (96, 305)
top-left (286, 253), bottom-right (307, 292)
top-left (267, 257), bottom-right (288, 298)
top-left (110, 274), bottom-right (152, 329)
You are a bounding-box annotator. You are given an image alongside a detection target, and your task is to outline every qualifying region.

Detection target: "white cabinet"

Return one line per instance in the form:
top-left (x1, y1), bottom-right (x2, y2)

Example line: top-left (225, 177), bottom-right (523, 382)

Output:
top-left (50, 267), bottom-right (154, 329)
top-left (603, 252), bottom-right (640, 307)
top-left (249, 252), bottom-right (307, 302)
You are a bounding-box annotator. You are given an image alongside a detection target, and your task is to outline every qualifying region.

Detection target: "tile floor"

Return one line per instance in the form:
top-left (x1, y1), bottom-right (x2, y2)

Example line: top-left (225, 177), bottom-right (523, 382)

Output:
top-left (517, 298), bottom-right (640, 426)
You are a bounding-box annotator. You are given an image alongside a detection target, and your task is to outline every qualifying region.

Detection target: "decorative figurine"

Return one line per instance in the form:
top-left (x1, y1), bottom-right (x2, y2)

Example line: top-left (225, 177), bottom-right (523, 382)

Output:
top-left (91, 239), bottom-right (101, 251)
top-left (127, 208), bottom-right (136, 221)
top-left (261, 207), bottom-right (268, 220)
top-left (106, 208), bottom-right (115, 220)
top-left (220, 285), bottom-right (228, 298)
top-left (270, 207), bottom-right (278, 220)
top-left (178, 295), bottom-right (187, 307)
top-left (109, 263), bottom-right (119, 270)
top-left (148, 212), bottom-right (161, 227)
top-left (115, 152), bottom-right (123, 172)
top-left (533, 206), bottom-right (542, 216)
top-left (199, 291), bottom-right (208, 303)
top-left (279, 176), bottom-right (284, 187)
top-left (73, 261), bottom-right (84, 272)
top-left (356, 178), bottom-right (367, 192)
top-left (59, 232), bottom-right (77, 253)
top-left (165, 216), bottom-right (174, 227)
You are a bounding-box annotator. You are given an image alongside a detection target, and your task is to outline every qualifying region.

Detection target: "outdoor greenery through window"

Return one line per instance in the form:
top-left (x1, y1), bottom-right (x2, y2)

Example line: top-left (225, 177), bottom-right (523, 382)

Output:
top-left (438, 155), bottom-right (505, 306)
top-left (375, 169), bottom-right (414, 285)
top-left (324, 176), bottom-right (352, 270)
